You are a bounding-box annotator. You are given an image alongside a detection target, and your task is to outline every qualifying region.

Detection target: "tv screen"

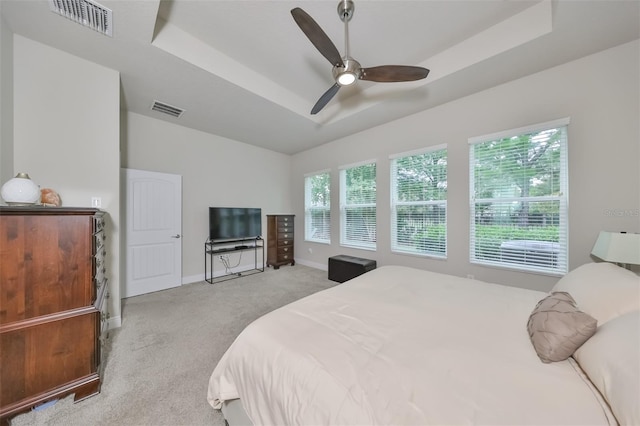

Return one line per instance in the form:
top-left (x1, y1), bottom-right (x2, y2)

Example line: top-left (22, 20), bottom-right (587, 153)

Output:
top-left (209, 207), bottom-right (262, 241)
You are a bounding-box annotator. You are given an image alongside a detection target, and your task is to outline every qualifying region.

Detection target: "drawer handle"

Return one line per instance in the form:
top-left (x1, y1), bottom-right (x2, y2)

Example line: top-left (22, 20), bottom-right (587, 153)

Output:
top-left (284, 218), bottom-right (288, 221)
top-left (284, 255), bottom-right (288, 259)
top-left (284, 247), bottom-right (288, 252)
top-left (284, 234), bottom-right (288, 238)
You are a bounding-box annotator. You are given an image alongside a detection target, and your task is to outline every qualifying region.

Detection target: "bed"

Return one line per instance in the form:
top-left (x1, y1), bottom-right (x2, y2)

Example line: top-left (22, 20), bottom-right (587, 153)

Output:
top-left (207, 263), bottom-right (639, 425)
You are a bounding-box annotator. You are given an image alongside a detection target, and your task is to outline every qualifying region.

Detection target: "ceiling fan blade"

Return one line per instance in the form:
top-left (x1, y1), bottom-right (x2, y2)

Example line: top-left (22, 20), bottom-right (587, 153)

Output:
top-left (360, 66), bottom-right (430, 82)
top-left (291, 8), bottom-right (344, 68)
top-left (311, 83), bottom-right (341, 115)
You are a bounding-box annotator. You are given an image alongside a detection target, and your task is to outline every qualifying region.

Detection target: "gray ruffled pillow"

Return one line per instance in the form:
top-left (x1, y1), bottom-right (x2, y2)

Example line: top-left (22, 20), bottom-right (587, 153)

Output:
top-left (527, 292), bottom-right (597, 363)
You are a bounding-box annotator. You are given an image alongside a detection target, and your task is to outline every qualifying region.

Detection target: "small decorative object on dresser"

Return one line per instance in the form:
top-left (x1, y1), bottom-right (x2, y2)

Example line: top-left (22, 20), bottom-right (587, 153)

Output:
top-left (0, 172), bottom-right (40, 205)
top-left (40, 188), bottom-right (62, 206)
top-left (0, 206), bottom-right (109, 424)
top-left (266, 214), bottom-right (295, 269)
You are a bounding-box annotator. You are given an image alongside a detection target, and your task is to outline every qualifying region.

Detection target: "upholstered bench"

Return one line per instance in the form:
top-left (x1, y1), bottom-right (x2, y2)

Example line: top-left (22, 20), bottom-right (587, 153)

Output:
top-left (328, 255), bottom-right (377, 283)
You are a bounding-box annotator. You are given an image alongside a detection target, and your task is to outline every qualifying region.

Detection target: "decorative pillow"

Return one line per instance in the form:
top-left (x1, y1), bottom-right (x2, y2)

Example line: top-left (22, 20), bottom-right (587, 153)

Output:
top-left (573, 311), bottom-right (640, 425)
top-left (552, 262), bottom-right (640, 325)
top-left (527, 292), bottom-right (597, 363)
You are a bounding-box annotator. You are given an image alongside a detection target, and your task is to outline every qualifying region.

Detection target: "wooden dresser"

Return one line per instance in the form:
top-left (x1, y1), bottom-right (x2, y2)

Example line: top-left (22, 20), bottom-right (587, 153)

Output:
top-left (266, 215), bottom-right (295, 269)
top-left (0, 207), bottom-right (109, 425)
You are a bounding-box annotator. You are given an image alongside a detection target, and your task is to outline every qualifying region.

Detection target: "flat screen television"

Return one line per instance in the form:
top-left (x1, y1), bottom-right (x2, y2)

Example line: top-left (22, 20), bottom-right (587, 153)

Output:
top-left (209, 207), bottom-right (262, 241)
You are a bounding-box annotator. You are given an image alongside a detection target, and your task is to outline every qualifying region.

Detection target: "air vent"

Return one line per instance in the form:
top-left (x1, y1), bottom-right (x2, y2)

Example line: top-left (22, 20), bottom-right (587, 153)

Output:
top-left (48, 0), bottom-right (113, 37)
top-left (151, 101), bottom-right (185, 118)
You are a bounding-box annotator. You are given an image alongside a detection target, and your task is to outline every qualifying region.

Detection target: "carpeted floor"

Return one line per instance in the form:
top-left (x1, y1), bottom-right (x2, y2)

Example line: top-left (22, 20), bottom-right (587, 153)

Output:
top-left (11, 265), bottom-right (335, 426)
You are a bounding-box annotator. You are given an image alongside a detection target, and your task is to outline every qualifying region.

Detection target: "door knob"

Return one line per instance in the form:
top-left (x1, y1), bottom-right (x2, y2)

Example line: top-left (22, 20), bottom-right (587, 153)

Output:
top-left (171, 234), bottom-right (181, 239)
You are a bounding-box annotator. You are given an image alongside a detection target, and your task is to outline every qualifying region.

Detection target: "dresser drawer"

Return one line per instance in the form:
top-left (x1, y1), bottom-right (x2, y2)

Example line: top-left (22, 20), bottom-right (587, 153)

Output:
top-left (0, 212), bottom-right (97, 323)
top-left (277, 251), bottom-right (294, 262)
top-left (278, 238), bottom-right (293, 247)
top-left (0, 313), bottom-right (99, 408)
top-left (277, 225), bottom-right (294, 233)
top-left (278, 246), bottom-right (293, 255)
top-left (277, 216), bottom-right (294, 224)
top-left (277, 231), bottom-right (294, 241)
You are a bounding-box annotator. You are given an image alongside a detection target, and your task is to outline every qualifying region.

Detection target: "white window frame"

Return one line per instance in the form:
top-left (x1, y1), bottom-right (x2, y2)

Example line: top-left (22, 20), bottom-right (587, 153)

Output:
top-left (339, 160), bottom-right (377, 250)
top-left (390, 145), bottom-right (447, 258)
top-left (304, 170), bottom-right (331, 244)
top-left (469, 118), bottom-right (570, 275)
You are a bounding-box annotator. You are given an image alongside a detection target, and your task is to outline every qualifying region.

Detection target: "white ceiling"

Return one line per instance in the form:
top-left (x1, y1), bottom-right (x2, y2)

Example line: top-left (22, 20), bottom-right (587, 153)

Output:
top-left (2, 0), bottom-right (638, 154)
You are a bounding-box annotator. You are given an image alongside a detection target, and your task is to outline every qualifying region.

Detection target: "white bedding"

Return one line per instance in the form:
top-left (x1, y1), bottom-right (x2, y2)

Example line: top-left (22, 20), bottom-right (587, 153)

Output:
top-left (207, 265), bottom-right (614, 425)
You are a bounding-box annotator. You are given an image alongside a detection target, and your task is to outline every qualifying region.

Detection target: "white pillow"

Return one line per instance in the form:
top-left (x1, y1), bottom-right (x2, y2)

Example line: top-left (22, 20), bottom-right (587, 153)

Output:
top-left (552, 262), bottom-right (640, 324)
top-left (573, 311), bottom-right (640, 426)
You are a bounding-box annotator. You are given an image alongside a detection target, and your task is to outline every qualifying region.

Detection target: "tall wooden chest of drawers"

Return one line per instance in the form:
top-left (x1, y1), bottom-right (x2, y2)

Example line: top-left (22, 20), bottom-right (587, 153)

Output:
top-left (0, 207), bottom-right (109, 424)
top-left (266, 215), bottom-right (295, 269)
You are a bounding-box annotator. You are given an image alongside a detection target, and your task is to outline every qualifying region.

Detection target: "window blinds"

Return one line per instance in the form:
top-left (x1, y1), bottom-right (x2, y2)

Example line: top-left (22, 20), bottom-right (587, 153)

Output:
top-left (304, 172), bottom-right (331, 243)
top-left (391, 146), bottom-right (447, 257)
top-left (340, 162), bottom-right (377, 249)
top-left (469, 119), bottom-right (569, 274)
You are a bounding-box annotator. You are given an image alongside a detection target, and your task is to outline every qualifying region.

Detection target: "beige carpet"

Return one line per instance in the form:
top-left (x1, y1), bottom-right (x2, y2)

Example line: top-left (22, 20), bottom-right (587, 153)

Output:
top-left (11, 265), bottom-right (335, 426)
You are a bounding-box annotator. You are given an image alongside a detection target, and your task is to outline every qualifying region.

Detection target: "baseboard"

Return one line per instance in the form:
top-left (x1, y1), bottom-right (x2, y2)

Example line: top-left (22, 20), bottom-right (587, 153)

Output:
top-left (182, 273), bottom-right (205, 285)
top-left (295, 258), bottom-right (327, 271)
top-left (108, 315), bottom-right (122, 330)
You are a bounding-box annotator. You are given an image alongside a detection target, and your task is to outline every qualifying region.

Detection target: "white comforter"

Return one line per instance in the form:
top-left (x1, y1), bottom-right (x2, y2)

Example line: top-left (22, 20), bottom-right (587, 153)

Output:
top-left (207, 265), bottom-right (613, 425)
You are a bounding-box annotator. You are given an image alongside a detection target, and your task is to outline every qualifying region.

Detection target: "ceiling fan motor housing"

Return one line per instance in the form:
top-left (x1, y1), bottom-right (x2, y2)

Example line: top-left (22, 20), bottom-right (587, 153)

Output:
top-left (333, 57), bottom-right (361, 85)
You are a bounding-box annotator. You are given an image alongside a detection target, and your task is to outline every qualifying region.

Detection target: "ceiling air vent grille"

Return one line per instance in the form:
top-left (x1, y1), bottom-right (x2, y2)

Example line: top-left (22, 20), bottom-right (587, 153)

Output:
top-left (48, 0), bottom-right (113, 37)
top-left (151, 101), bottom-right (185, 118)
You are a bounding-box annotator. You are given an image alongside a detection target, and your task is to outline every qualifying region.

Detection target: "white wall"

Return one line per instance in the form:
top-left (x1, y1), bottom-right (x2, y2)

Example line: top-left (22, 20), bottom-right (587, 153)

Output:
top-left (291, 40), bottom-right (640, 291)
top-left (7, 28), bottom-right (637, 309)
top-left (0, 11), bottom-right (13, 183)
top-left (122, 112), bottom-right (292, 282)
top-left (12, 35), bottom-right (122, 326)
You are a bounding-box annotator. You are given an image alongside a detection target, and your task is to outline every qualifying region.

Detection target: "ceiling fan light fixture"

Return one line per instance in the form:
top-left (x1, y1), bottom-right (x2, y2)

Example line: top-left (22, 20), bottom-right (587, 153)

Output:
top-left (337, 72), bottom-right (356, 85)
top-left (333, 57), bottom-right (361, 86)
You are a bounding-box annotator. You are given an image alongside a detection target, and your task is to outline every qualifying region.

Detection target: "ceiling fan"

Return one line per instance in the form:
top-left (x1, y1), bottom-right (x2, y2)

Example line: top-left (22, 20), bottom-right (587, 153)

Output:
top-left (291, 0), bottom-right (430, 115)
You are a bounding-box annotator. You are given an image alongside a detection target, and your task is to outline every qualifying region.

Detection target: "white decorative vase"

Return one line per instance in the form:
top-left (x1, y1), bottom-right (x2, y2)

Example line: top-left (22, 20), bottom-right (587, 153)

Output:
top-left (1, 173), bottom-right (41, 205)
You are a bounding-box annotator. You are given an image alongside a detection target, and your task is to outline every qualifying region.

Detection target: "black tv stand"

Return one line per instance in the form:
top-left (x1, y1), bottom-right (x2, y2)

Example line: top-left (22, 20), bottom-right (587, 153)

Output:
top-left (204, 237), bottom-right (264, 284)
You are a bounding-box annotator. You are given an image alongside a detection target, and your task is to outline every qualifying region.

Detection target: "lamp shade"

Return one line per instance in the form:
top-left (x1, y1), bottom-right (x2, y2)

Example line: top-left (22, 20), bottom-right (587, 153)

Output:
top-left (591, 231), bottom-right (640, 265)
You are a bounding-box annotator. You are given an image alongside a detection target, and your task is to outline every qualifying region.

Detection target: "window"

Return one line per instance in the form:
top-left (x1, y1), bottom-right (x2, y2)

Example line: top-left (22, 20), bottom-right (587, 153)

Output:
top-left (304, 171), bottom-right (331, 243)
top-left (469, 118), bottom-right (569, 274)
top-left (391, 146), bottom-right (447, 257)
top-left (340, 161), bottom-right (376, 249)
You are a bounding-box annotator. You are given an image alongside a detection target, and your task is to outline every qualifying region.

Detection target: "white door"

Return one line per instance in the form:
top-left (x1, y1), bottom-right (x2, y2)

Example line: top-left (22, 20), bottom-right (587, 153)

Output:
top-left (124, 168), bottom-right (182, 297)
